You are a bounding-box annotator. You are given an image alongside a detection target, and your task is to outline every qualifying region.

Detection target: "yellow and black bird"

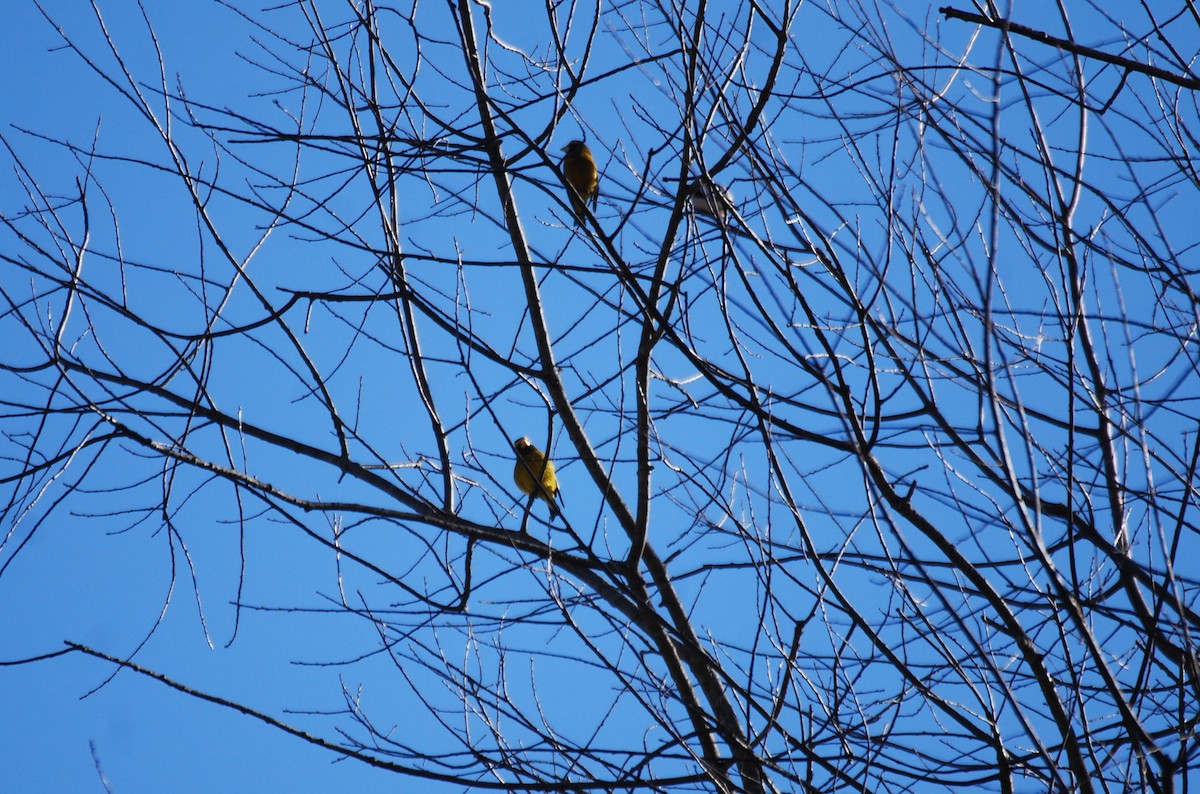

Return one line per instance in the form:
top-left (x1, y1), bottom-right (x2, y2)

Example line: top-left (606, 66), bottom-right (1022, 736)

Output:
top-left (560, 140), bottom-right (599, 226)
top-left (512, 436), bottom-right (561, 518)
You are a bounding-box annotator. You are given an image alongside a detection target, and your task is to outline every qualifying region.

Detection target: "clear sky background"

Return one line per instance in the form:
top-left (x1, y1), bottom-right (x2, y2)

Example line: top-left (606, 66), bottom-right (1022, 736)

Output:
top-left (3, 1), bottom-right (1198, 792)
top-left (3, 3), bottom-right (481, 791)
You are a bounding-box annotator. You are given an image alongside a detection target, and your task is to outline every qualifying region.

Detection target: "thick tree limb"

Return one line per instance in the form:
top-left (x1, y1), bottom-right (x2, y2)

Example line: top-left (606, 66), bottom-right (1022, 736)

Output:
top-left (941, 6), bottom-right (1200, 89)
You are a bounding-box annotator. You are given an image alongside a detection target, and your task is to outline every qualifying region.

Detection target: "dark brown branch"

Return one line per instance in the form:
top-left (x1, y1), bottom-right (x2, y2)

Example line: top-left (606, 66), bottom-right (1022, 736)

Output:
top-left (940, 6), bottom-right (1200, 89)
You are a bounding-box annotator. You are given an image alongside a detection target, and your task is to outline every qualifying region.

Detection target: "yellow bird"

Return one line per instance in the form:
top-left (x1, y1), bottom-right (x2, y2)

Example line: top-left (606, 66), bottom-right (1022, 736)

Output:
top-left (560, 140), bottom-right (599, 226)
top-left (512, 436), bottom-right (561, 518)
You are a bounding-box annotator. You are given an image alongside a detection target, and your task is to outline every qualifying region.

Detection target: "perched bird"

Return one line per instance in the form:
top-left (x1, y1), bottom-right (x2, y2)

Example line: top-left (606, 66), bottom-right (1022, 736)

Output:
top-left (512, 436), bottom-right (562, 518)
top-left (560, 140), bottom-right (599, 225)
top-left (687, 179), bottom-right (733, 221)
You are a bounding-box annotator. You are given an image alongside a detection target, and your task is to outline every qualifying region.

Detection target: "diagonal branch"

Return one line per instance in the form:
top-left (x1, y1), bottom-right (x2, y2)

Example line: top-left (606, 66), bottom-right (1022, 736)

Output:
top-left (940, 6), bottom-right (1200, 90)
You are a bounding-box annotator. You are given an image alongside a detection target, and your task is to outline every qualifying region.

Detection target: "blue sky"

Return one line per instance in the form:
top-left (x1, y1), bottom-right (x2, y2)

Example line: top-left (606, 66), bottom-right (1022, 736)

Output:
top-left (2, 3), bottom-right (466, 790)
top-left (3, 1), bottom-right (1199, 792)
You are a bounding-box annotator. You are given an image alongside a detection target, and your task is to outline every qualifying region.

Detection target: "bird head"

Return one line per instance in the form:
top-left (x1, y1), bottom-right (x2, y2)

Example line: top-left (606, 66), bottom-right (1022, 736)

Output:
top-left (562, 140), bottom-right (587, 154)
top-left (513, 436), bottom-right (533, 453)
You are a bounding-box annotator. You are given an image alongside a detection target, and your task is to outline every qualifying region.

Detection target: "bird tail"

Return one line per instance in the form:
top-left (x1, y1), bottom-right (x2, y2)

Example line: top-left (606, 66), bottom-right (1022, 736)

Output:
top-left (547, 487), bottom-right (564, 519)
